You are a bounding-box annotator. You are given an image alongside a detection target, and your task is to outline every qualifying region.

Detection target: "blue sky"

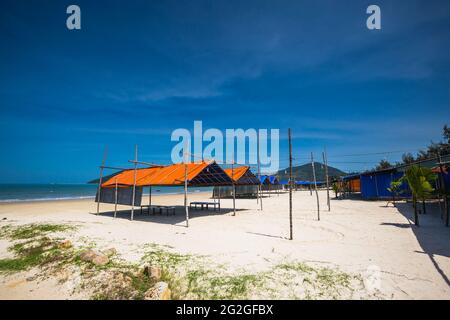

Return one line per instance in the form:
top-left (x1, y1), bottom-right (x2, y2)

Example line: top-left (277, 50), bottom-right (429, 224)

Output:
top-left (1, 0), bottom-right (450, 183)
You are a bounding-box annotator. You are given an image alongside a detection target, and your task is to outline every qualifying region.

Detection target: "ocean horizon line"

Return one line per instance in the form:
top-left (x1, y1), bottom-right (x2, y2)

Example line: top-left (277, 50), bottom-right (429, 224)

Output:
top-left (0, 184), bottom-right (212, 203)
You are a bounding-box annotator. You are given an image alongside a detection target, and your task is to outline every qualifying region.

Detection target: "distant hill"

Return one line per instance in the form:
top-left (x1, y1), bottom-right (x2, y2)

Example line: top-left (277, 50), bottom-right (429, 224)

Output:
top-left (276, 162), bottom-right (346, 181)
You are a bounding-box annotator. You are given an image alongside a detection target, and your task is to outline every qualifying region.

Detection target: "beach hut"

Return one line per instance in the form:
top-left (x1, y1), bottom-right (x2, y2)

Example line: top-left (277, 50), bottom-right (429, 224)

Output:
top-left (279, 179), bottom-right (290, 190)
top-left (360, 168), bottom-right (409, 200)
top-left (259, 175), bottom-right (270, 185)
top-left (342, 174), bottom-right (361, 193)
top-left (358, 155), bottom-right (450, 200)
top-left (98, 161), bottom-right (234, 224)
top-left (431, 161), bottom-right (450, 226)
top-left (260, 175), bottom-right (281, 195)
top-left (213, 166), bottom-right (260, 198)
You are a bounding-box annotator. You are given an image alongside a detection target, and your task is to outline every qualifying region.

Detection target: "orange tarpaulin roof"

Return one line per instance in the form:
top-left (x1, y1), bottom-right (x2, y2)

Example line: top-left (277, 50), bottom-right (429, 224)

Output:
top-left (432, 164), bottom-right (449, 174)
top-left (223, 166), bottom-right (250, 181)
top-left (101, 161), bottom-right (232, 187)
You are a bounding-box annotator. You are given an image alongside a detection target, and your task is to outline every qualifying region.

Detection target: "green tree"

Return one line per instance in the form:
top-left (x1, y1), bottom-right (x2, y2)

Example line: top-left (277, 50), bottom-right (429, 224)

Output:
top-left (375, 159), bottom-right (392, 171)
top-left (415, 125), bottom-right (450, 161)
top-left (332, 182), bottom-right (341, 199)
top-left (402, 165), bottom-right (437, 226)
top-left (401, 153), bottom-right (415, 165)
top-left (387, 179), bottom-right (403, 207)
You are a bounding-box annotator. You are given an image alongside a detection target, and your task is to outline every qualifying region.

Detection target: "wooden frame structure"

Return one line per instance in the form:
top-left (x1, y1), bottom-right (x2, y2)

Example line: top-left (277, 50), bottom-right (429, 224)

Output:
top-left (95, 149), bottom-right (235, 226)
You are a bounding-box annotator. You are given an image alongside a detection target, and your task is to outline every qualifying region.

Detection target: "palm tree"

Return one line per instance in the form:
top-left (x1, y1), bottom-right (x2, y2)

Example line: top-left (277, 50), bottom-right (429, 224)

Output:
top-left (387, 179), bottom-right (403, 207)
top-left (402, 165), bottom-right (437, 226)
top-left (332, 182), bottom-right (341, 199)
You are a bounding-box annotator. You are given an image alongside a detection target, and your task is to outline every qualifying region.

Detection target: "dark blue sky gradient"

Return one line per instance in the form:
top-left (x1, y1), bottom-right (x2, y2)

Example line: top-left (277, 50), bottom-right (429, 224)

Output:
top-left (1, 0), bottom-right (450, 182)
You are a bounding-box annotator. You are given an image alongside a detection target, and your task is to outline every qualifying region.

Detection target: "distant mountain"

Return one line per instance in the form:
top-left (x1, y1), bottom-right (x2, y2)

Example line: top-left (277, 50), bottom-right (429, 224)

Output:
top-left (276, 162), bottom-right (346, 181)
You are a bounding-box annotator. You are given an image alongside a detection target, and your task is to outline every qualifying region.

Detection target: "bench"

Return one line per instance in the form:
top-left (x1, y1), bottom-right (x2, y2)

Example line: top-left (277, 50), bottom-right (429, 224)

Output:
top-left (189, 201), bottom-right (220, 211)
top-left (140, 205), bottom-right (176, 216)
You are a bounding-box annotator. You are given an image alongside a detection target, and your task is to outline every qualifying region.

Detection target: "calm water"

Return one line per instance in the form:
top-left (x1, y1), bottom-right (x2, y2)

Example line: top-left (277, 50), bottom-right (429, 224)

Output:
top-left (0, 184), bottom-right (212, 203)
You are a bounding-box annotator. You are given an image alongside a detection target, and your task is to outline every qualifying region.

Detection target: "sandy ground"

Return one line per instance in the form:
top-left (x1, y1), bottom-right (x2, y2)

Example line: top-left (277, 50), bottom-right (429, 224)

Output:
top-left (0, 190), bottom-right (449, 300)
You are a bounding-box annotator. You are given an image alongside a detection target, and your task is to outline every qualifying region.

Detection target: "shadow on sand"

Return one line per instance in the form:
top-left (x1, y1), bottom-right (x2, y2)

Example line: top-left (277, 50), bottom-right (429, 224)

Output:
top-left (93, 205), bottom-right (248, 225)
top-left (245, 231), bottom-right (286, 240)
top-left (391, 201), bottom-right (450, 287)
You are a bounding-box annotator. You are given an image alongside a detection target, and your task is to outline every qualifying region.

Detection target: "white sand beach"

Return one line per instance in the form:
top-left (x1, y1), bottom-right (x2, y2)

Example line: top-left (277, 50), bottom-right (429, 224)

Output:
top-left (0, 190), bottom-right (449, 300)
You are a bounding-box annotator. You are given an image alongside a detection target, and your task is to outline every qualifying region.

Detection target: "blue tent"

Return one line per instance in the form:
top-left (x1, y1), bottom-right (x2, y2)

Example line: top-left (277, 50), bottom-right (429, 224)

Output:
top-left (259, 175), bottom-right (269, 184)
top-left (259, 175), bottom-right (280, 184)
top-left (268, 175), bottom-right (279, 184)
top-left (295, 180), bottom-right (325, 185)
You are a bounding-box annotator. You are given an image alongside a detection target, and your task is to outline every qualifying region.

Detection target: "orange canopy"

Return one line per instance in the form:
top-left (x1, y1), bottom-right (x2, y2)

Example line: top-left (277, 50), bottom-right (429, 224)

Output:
top-left (223, 166), bottom-right (259, 185)
top-left (224, 166), bottom-right (250, 181)
top-left (102, 161), bottom-right (233, 187)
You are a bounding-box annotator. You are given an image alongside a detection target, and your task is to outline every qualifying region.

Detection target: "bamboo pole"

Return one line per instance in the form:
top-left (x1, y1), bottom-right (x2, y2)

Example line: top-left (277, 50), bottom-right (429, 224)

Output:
top-left (130, 145), bottom-right (137, 221)
top-left (100, 165), bottom-right (128, 171)
top-left (311, 152), bottom-right (320, 221)
top-left (218, 186), bottom-right (221, 209)
top-left (232, 159), bottom-right (236, 216)
top-left (438, 153), bottom-right (448, 227)
top-left (184, 163), bottom-right (189, 227)
top-left (323, 148), bottom-right (330, 211)
top-left (114, 177), bottom-right (118, 218)
top-left (96, 146), bottom-right (108, 214)
top-left (257, 134), bottom-right (262, 210)
top-left (149, 186), bottom-right (152, 211)
top-left (128, 159), bottom-right (162, 167)
top-left (288, 128), bottom-right (293, 240)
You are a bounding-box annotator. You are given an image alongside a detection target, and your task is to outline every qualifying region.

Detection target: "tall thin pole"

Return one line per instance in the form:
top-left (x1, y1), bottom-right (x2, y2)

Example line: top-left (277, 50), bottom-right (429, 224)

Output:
top-left (311, 152), bottom-right (320, 221)
top-left (130, 145), bottom-right (137, 221)
top-left (184, 163), bottom-right (189, 227)
top-left (218, 186), bottom-right (221, 211)
top-left (438, 153), bottom-right (448, 227)
top-left (184, 141), bottom-right (190, 227)
top-left (149, 186), bottom-right (152, 208)
top-left (96, 146), bottom-right (108, 214)
top-left (323, 148), bottom-right (330, 211)
top-left (288, 128), bottom-right (293, 240)
top-left (114, 177), bottom-right (118, 218)
top-left (232, 154), bottom-right (236, 216)
top-left (257, 135), bottom-right (263, 210)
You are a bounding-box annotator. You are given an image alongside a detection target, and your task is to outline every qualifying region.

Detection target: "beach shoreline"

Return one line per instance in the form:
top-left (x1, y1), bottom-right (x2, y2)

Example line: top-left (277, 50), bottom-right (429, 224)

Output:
top-left (0, 190), bottom-right (212, 205)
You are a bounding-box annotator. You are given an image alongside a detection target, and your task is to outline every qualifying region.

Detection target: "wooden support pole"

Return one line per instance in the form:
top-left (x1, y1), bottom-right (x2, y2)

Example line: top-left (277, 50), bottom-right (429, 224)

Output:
top-left (232, 160), bottom-right (236, 216)
top-left (184, 163), bottom-right (189, 227)
top-left (311, 152), bottom-right (320, 221)
top-left (96, 146), bottom-right (108, 214)
top-left (100, 165), bottom-right (128, 171)
top-left (130, 145), bottom-right (138, 221)
top-left (218, 186), bottom-right (221, 210)
top-left (128, 159), bottom-right (162, 167)
top-left (438, 153), bottom-right (448, 227)
top-left (257, 134), bottom-right (263, 210)
top-left (288, 128), bottom-right (293, 240)
top-left (114, 177), bottom-right (118, 218)
top-left (323, 148), bottom-right (330, 211)
top-left (149, 186), bottom-right (152, 208)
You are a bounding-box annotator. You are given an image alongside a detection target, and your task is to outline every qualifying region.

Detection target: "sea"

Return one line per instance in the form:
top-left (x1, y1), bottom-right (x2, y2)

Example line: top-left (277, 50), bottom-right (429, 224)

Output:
top-left (0, 184), bottom-right (213, 203)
